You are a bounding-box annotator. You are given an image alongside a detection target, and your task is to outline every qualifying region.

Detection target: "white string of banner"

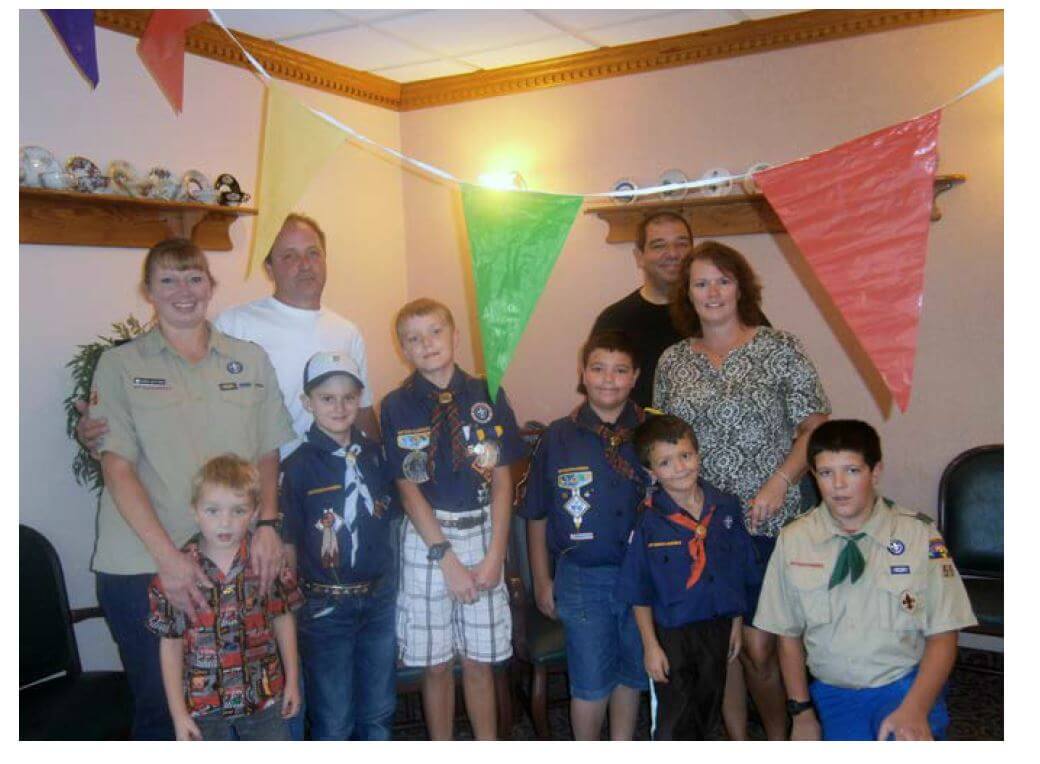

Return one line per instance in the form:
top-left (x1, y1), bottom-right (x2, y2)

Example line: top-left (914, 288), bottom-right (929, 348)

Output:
top-left (208, 10), bottom-right (1002, 200)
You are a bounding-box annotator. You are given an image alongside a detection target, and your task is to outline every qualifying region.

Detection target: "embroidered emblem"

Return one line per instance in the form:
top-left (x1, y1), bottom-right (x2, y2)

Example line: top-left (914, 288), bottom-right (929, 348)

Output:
top-left (226, 360), bottom-right (243, 374)
top-left (470, 402), bottom-right (494, 424)
top-left (132, 377), bottom-right (168, 389)
top-left (887, 539), bottom-right (905, 556)
top-left (557, 468), bottom-right (593, 530)
top-left (219, 382), bottom-right (238, 391)
top-left (890, 565), bottom-right (911, 575)
top-left (397, 429), bottom-right (431, 450)
top-left (723, 514), bottom-right (734, 530)
top-left (403, 450), bottom-right (430, 484)
top-left (315, 509), bottom-right (344, 569)
top-left (942, 562), bottom-right (955, 578)
top-left (570, 532), bottom-right (594, 541)
top-left (928, 538), bottom-right (950, 560)
top-left (899, 590), bottom-right (917, 613)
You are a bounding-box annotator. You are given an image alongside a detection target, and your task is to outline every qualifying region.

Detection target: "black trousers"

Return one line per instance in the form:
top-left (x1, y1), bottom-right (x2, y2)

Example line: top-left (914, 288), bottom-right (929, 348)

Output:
top-left (652, 616), bottom-right (732, 741)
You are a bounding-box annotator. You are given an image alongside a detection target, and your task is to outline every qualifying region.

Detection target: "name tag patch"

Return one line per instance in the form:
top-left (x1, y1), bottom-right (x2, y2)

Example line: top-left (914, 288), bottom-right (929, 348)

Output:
top-left (890, 565), bottom-right (911, 575)
top-left (132, 377), bottom-right (169, 390)
top-left (570, 532), bottom-right (594, 541)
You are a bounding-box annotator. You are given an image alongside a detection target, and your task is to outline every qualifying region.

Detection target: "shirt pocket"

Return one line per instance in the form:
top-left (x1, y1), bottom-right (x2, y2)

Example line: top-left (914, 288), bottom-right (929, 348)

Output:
top-left (788, 566), bottom-right (832, 626)
top-left (648, 544), bottom-right (691, 605)
top-left (218, 381), bottom-right (265, 408)
top-left (877, 574), bottom-right (927, 632)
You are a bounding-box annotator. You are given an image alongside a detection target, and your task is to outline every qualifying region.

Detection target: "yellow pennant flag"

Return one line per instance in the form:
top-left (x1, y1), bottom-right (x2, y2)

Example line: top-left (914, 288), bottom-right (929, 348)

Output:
top-left (248, 84), bottom-right (347, 276)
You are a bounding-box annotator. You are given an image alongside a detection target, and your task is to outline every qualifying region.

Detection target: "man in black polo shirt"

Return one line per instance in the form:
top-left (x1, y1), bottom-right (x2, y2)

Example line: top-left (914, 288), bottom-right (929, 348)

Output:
top-left (590, 212), bottom-right (691, 407)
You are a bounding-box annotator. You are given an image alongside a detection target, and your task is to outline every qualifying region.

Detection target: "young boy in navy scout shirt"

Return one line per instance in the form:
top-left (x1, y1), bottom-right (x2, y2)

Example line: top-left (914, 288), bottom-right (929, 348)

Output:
top-left (279, 351), bottom-right (397, 740)
top-left (380, 298), bottom-right (524, 740)
top-left (617, 415), bottom-right (760, 740)
top-left (753, 420), bottom-right (977, 741)
top-left (518, 330), bottom-right (647, 739)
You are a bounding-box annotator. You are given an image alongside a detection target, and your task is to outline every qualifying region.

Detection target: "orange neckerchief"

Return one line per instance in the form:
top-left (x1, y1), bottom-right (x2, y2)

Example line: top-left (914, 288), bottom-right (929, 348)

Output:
top-left (665, 504), bottom-right (717, 589)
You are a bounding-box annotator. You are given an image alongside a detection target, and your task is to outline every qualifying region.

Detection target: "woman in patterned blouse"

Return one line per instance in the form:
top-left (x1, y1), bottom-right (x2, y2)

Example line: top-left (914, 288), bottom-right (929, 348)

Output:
top-left (653, 240), bottom-right (830, 740)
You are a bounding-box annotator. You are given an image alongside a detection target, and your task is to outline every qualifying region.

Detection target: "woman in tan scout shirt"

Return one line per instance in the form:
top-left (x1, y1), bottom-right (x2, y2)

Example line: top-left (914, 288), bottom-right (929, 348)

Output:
top-left (88, 239), bottom-right (296, 739)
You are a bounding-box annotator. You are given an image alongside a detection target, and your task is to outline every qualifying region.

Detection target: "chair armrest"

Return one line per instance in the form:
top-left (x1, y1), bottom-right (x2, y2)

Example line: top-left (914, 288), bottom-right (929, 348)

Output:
top-left (505, 570), bottom-right (531, 661)
top-left (70, 606), bottom-right (105, 624)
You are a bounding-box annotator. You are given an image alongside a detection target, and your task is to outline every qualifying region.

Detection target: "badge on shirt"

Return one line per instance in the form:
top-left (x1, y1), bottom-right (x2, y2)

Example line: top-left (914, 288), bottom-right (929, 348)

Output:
top-left (890, 565), bottom-right (911, 575)
top-left (723, 514), bottom-right (734, 530)
top-left (928, 538), bottom-right (950, 559)
top-left (403, 450), bottom-right (430, 484)
top-left (558, 468), bottom-right (593, 530)
top-left (942, 562), bottom-right (955, 578)
top-left (227, 360), bottom-right (244, 374)
top-left (570, 532), bottom-right (594, 541)
top-left (899, 590), bottom-right (918, 613)
top-left (887, 539), bottom-right (906, 556)
top-left (470, 402), bottom-right (494, 424)
top-left (132, 377), bottom-right (169, 390)
top-left (397, 429), bottom-right (431, 450)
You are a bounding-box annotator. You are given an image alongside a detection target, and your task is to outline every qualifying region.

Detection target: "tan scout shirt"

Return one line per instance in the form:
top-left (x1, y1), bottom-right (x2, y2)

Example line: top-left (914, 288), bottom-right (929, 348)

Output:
top-left (753, 497), bottom-right (977, 688)
top-left (90, 326), bottom-right (296, 574)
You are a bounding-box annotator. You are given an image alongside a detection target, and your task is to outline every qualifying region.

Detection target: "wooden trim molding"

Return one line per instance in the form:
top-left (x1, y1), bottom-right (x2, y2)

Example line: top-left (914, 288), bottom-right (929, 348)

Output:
top-left (95, 9), bottom-right (996, 113)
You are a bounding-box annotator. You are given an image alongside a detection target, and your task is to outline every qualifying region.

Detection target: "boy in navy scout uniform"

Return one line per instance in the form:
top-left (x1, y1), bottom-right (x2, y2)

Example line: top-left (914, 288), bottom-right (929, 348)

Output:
top-left (754, 419), bottom-right (977, 741)
top-left (380, 298), bottom-right (524, 740)
top-left (518, 330), bottom-right (648, 740)
top-left (279, 351), bottom-right (397, 740)
top-left (617, 415), bottom-right (760, 740)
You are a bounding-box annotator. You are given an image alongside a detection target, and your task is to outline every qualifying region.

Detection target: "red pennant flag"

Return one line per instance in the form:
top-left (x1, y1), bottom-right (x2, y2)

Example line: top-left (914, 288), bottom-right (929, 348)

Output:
top-left (755, 111), bottom-right (941, 412)
top-left (137, 10), bottom-right (211, 113)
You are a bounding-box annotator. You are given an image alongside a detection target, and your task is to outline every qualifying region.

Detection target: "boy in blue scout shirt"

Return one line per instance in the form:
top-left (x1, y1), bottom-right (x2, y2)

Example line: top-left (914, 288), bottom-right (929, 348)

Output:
top-left (518, 330), bottom-right (648, 739)
top-left (279, 351), bottom-right (397, 740)
top-left (617, 415), bottom-right (760, 740)
top-left (753, 420), bottom-right (977, 741)
top-left (380, 298), bottom-right (524, 740)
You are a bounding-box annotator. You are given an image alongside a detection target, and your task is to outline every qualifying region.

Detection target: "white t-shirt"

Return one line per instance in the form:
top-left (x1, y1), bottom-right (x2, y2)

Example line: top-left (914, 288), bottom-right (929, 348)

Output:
top-left (214, 296), bottom-right (372, 455)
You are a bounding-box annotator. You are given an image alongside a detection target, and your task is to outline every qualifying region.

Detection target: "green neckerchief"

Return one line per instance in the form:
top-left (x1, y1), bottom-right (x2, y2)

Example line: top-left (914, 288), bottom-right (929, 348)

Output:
top-left (828, 532), bottom-right (867, 589)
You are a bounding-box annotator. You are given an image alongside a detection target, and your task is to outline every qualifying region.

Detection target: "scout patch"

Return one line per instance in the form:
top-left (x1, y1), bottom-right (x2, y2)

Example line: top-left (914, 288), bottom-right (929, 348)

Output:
top-left (470, 402), bottom-right (493, 424)
top-left (899, 590), bottom-right (918, 613)
top-left (558, 468), bottom-right (593, 529)
top-left (403, 450), bottom-right (430, 484)
top-left (132, 377), bottom-right (169, 389)
top-left (570, 532), bottom-right (594, 541)
top-left (315, 508), bottom-right (343, 569)
top-left (942, 562), bottom-right (955, 578)
top-left (397, 429), bottom-right (431, 450)
top-left (219, 382), bottom-right (238, 391)
top-left (470, 439), bottom-right (500, 470)
top-left (890, 565), bottom-right (911, 575)
top-left (928, 538), bottom-right (950, 560)
top-left (887, 539), bottom-right (905, 556)
top-left (227, 360), bottom-right (243, 374)
top-left (723, 514), bottom-right (734, 530)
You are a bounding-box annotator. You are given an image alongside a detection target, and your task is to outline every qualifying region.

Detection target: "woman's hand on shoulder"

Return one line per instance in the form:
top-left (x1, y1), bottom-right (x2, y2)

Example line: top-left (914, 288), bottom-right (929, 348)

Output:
top-left (748, 473), bottom-right (788, 530)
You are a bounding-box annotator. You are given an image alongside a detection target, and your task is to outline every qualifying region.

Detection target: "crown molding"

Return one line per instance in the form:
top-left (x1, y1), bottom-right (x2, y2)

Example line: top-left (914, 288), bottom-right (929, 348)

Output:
top-left (95, 9), bottom-right (996, 113)
top-left (94, 9), bottom-right (402, 109)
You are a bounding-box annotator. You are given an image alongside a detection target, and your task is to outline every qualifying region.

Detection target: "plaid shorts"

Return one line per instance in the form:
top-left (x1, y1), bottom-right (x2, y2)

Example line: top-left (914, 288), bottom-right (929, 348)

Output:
top-left (397, 507), bottom-right (513, 667)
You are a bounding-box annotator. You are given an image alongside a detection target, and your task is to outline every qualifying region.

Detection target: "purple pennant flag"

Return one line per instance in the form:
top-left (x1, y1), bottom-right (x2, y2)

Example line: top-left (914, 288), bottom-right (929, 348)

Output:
top-left (43, 10), bottom-right (99, 88)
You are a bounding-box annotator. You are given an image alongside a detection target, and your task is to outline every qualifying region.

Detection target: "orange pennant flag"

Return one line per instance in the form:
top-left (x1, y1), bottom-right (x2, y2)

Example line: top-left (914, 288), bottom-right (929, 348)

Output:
top-left (755, 111), bottom-right (941, 412)
top-left (137, 10), bottom-right (211, 113)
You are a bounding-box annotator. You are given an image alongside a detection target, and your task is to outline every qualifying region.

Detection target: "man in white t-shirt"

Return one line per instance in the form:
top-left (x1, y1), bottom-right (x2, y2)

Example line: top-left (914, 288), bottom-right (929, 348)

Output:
top-left (213, 213), bottom-right (378, 451)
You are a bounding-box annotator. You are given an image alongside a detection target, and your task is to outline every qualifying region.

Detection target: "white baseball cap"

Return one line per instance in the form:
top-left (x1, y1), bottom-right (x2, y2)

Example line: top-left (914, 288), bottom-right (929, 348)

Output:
top-left (303, 351), bottom-right (365, 394)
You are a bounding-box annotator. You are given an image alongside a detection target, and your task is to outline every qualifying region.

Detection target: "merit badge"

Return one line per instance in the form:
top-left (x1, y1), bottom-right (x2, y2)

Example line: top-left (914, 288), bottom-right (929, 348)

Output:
top-left (403, 450), bottom-right (430, 484)
top-left (558, 469), bottom-right (593, 529)
top-left (471, 440), bottom-right (501, 470)
top-left (397, 430), bottom-right (431, 450)
top-left (890, 565), bottom-right (911, 575)
top-left (470, 402), bottom-right (493, 424)
top-left (226, 360), bottom-right (243, 374)
top-left (928, 538), bottom-right (950, 560)
top-left (899, 590), bottom-right (918, 613)
top-left (887, 539), bottom-right (905, 556)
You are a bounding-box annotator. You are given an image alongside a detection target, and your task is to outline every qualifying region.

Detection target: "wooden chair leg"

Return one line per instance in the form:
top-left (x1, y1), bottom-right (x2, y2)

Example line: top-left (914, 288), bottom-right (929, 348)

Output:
top-left (531, 664), bottom-right (550, 739)
top-left (495, 666), bottom-right (513, 740)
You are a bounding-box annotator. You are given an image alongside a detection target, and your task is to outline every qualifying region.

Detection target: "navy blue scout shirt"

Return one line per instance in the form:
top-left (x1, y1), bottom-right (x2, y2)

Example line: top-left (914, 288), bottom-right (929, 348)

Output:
top-left (519, 401), bottom-right (646, 567)
top-left (380, 366), bottom-right (525, 513)
top-left (280, 423), bottom-right (396, 586)
top-left (616, 480), bottom-right (762, 630)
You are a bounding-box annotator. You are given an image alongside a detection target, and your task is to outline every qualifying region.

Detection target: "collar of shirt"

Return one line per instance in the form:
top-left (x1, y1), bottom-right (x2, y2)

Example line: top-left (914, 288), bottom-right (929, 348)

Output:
top-left (305, 422), bottom-right (361, 454)
top-left (807, 496), bottom-right (895, 548)
top-left (138, 323), bottom-right (236, 360)
top-left (184, 531), bottom-right (252, 581)
top-left (407, 365), bottom-right (466, 402)
top-left (575, 400), bottom-right (641, 431)
top-left (649, 479), bottom-right (727, 527)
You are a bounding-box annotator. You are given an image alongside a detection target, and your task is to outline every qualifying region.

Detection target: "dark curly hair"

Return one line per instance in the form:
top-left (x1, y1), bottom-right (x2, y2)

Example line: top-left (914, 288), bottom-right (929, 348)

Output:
top-left (670, 240), bottom-right (767, 338)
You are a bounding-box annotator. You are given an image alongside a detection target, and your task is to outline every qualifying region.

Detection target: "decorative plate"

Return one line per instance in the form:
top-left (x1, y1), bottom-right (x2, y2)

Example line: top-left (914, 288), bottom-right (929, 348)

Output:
top-left (108, 160), bottom-right (143, 196)
top-left (742, 163), bottom-right (771, 195)
top-left (658, 168), bottom-right (688, 201)
top-left (66, 155), bottom-right (109, 193)
top-left (215, 173), bottom-right (251, 206)
top-left (699, 168), bottom-right (733, 197)
top-left (143, 166), bottom-right (180, 200)
top-left (611, 178), bottom-right (638, 205)
top-left (180, 170), bottom-right (217, 204)
top-left (20, 145), bottom-right (67, 189)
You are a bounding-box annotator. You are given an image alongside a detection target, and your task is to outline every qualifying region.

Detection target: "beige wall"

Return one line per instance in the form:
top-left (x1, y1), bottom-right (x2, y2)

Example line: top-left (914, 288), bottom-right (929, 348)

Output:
top-left (398, 13), bottom-right (1003, 517)
top-left (19, 11), bottom-right (408, 670)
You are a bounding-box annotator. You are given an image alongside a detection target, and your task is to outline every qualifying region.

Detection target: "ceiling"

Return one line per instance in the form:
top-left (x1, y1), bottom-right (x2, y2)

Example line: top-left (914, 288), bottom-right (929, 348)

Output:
top-left (213, 9), bottom-right (800, 83)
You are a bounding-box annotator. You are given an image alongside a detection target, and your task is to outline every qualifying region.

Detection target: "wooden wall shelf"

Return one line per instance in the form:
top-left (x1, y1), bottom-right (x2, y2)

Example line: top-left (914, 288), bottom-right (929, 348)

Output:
top-left (19, 188), bottom-right (257, 250)
top-left (585, 174), bottom-right (965, 243)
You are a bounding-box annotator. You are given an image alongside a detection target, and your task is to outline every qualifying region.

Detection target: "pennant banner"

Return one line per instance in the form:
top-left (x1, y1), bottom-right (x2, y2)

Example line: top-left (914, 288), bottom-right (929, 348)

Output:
top-left (137, 9), bottom-right (210, 113)
top-left (755, 111), bottom-right (942, 412)
top-left (248, 84), bottom-right (347, 276)
top-left (461, 184), bottom-right (583, 398)
top-left (43, 10), bottom-right (99, 88)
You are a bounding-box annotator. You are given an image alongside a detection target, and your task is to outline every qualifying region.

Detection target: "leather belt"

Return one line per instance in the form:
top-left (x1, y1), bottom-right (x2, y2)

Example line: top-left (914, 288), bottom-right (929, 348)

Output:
top-left (302, 579), bottom-right (378, 597)
top-left (438, 510), bottom-right (488, 530)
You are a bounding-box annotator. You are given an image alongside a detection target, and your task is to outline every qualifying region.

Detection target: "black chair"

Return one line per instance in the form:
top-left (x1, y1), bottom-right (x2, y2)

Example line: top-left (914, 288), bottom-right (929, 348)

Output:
top-left (937, 445), bottom-right (1003, 638)
top-left (20, 524), bottom-right (132, 740)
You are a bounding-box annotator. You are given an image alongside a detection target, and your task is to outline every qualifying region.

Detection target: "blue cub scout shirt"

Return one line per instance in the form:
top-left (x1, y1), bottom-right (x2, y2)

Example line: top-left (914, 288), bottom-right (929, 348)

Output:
top-left (616, 481), bottom-right (763, 630)
top-left (280, 424), bottom-right (396, 586)
top-left (380, 366), bottom-right (525, 512)
top-left (519, 401), bottom-right (646, 567)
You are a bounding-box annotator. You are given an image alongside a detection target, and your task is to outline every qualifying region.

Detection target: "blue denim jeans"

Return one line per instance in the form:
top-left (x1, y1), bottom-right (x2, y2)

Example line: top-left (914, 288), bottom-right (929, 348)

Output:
top-left (196, 700), bottom-right (290, 740)
top-left (96, 572), bottom-right (174, 740)
top-left (296, 578), bottom-right (397, 740)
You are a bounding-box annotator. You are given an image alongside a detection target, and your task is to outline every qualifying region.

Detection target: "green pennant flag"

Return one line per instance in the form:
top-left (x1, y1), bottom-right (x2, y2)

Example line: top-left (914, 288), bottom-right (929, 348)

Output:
top-left (460, 183), bottom-right (583, 398)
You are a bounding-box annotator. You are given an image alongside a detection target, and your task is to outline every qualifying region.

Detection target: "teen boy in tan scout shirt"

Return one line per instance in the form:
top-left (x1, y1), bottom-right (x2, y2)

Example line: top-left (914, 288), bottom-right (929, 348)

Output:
top-left (753, 420), bottom-right (976, 741)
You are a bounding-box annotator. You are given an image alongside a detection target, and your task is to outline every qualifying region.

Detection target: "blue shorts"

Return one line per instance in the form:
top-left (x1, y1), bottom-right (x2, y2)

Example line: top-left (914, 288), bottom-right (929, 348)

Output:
top-left (745, 534), bottom-right (776, 616)
top-left (810, 668), bottom-right (950, 740)
top-left (553, 557), bottom-right (646, 701)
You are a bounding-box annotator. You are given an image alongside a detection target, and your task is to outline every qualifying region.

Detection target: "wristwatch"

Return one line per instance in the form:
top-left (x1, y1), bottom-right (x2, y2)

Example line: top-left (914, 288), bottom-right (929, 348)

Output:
top-left (786, 698), bottom-right (814, 717)
top-left (427, 541), bottom-right (452, 562)
top-left (256, 518), bottom-right (282, 531)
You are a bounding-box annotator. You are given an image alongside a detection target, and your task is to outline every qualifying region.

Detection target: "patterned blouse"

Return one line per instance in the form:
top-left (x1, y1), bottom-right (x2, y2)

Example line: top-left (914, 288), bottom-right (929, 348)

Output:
top-left (653, 327), bottom-right (830, 537)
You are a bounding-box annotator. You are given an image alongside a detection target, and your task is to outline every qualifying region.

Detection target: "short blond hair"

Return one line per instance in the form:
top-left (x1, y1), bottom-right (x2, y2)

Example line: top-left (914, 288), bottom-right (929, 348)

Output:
top-left (141, 238), bottom-right (215, 292)
top-left (394, 298), bottom-right (455, 342)
top-left (191, 454), bottom-right (260, 508)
